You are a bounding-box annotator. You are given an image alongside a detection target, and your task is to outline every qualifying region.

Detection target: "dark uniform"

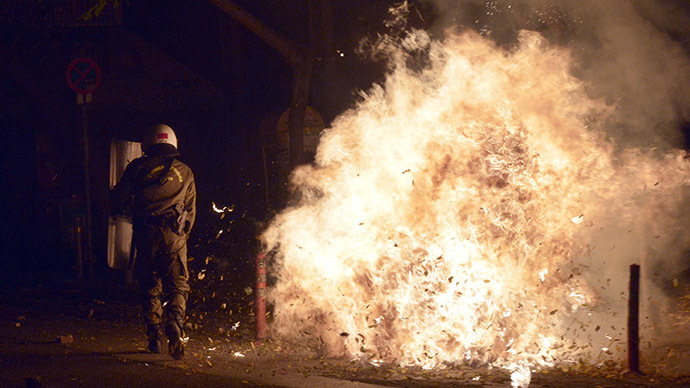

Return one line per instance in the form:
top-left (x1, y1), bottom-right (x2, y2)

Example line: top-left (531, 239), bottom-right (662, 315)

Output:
top-left (111, 142), bottom-right (196, 359)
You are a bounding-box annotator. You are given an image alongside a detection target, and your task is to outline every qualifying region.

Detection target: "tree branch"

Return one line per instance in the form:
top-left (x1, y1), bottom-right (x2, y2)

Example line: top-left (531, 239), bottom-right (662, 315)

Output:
top-left (209, 0), bottom-right (304, 66)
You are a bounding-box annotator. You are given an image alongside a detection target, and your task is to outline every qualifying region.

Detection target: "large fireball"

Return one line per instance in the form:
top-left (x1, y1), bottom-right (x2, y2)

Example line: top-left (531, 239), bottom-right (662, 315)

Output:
top-left (262, 26), bottom-right (690, 387)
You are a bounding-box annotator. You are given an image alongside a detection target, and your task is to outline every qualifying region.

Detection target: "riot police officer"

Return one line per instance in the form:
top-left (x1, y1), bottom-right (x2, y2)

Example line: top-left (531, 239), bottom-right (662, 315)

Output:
top-left (111, 124), bottom-right (196, 360)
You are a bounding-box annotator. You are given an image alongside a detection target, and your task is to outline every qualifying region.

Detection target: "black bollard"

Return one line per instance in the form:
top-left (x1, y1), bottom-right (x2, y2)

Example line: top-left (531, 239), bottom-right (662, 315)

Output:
top-left (628, 263), bottom-right (640, 374)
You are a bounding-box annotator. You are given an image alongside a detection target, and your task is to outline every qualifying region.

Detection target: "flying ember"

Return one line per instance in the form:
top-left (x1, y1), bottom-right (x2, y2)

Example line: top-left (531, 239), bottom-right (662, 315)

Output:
top-left (262, 27), bottom-right (690, 386)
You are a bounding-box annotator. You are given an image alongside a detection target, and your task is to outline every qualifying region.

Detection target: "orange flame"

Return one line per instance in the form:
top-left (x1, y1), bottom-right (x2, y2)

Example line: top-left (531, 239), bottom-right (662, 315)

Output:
top-left (262, 29), bottom-right (690, 385)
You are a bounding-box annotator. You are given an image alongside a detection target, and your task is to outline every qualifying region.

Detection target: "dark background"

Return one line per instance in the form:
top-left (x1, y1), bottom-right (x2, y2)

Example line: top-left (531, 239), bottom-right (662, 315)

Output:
top-left (1, 0), bottom-right (689, 284)
top-left (0, 0), bottom-right (407, 280)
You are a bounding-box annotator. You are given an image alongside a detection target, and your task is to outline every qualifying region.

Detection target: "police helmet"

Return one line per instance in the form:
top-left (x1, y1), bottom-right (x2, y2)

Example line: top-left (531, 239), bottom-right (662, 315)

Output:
top-left (142, 124), bottom-right (177, 153)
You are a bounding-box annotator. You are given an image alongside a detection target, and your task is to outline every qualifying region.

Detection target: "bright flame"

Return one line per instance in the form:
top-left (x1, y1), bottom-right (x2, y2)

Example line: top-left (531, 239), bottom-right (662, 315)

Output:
top-left (262, 28), bottom-right (690, 376)
top-left (509, 362), bottom-right (531, 388)
top-left (211, 201), bottom-right (234, 213)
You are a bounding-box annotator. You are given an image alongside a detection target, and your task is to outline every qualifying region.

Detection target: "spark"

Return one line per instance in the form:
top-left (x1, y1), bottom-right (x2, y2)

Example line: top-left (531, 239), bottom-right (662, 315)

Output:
top-left (211, 201), bottom-right (234, 213)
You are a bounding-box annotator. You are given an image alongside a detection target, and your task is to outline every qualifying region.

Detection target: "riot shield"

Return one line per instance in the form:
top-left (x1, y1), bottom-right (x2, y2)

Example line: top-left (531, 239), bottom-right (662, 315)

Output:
top-left (107, 139), bottom-right (142, 269)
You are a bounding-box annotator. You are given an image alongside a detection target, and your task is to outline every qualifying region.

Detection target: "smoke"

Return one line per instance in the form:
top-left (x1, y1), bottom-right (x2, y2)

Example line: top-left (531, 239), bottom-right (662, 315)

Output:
top-left (428, 0), bottom-right (690, 149)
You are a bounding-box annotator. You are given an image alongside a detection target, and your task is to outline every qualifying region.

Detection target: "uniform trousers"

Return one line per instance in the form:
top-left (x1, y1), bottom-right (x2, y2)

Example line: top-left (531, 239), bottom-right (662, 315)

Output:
top-left (133, 222), bottom-right (190, 332)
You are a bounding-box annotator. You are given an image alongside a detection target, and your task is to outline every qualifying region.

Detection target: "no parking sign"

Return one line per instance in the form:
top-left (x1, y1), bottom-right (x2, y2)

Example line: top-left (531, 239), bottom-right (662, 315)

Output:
top-left (66, 57), bottom-right (102, 271)
top-left (66, 57), bottom-right (102, 96)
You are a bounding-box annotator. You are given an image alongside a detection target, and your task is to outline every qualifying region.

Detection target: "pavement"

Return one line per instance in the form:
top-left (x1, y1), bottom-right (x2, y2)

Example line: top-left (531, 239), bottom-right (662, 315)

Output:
top-left (2, 269), bottom-right (690, 388)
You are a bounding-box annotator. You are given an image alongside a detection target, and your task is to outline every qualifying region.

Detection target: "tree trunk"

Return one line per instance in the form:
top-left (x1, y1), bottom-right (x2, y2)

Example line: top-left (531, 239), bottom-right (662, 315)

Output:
top-left (211, 0), bottom-right (334, 167)
top-left (209, 0), bottom-right (302, 65)
top-left (309, 0), bottom-right (334, 62)
top-left (288, 60), bottom-right (312, 166)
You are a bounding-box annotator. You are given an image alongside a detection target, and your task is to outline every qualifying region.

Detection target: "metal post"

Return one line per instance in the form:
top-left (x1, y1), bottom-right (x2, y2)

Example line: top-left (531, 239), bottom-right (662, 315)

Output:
top-left (256, 253), bottom-right (267, 340)
top-left (81, 102), bottom-right (94, 279)
top-left (628, 263), bottom-right (641, 374)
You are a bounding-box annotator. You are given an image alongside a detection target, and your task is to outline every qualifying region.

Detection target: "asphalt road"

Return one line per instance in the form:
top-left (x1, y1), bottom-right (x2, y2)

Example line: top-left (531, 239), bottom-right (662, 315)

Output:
top-left (2, 270), bottom-right (689, 388)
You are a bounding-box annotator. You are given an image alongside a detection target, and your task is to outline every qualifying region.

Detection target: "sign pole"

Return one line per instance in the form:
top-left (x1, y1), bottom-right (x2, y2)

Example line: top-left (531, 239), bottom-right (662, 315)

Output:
top-left (82, 100), bottom-right (94, 279)
top-left (66, 57), bottom-right (101, 280)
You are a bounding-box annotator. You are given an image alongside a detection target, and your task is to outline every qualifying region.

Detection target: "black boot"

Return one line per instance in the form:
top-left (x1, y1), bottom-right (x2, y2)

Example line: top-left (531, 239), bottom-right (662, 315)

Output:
top-left (165, 321), bottom-right (185, 360)
top-left (146, 324), bottom-right (163, 354)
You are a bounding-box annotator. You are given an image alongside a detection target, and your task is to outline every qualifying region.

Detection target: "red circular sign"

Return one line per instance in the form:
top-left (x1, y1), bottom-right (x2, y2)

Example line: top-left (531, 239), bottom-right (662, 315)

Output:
top-left (66, 57), bottom-right (102, 94)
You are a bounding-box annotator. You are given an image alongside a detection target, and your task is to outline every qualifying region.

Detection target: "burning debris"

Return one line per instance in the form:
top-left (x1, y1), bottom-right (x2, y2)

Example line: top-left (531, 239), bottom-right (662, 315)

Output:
top-left (261, 3), bottom-right (690, 386)
top-left (181, 201), bottom-right (262, 342)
